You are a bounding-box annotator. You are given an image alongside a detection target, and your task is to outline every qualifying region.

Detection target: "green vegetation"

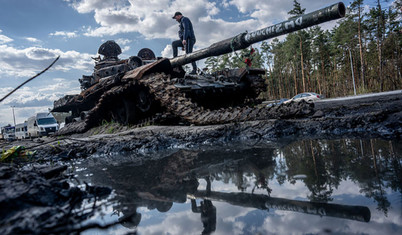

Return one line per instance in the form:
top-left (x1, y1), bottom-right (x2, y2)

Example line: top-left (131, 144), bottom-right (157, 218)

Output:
top-left (86, 119), bottom-right (129, 135)
top-left (205, 0), bottom-right (401, 99)
top-left (1, 146), bottom-right (36, 162)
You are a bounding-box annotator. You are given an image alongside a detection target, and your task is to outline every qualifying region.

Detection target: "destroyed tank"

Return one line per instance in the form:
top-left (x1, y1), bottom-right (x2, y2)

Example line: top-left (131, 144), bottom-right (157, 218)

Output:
top-left (53, 2), bottom-right (345, 134)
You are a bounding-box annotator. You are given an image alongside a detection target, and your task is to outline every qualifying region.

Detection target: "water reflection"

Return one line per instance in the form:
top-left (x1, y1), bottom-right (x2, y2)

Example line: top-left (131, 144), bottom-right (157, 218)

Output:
top-left (280, 139), bottom-right (401, 215)
top-left (78, 139), bottom-right (401, 234)
top-left (191, 177), bottom-right (216, 234)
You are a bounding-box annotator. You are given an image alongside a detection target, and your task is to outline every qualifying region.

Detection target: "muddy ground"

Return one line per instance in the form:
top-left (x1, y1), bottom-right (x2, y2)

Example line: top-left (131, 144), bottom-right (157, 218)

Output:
top-left (0, 91), bottom-right (401, 234)
top-left (2, 90), bottom-right (401, 158)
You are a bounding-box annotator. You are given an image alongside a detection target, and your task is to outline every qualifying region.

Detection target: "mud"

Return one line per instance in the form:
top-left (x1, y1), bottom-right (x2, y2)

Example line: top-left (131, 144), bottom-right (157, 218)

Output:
top-left (0, 164), bottom-right (113, 234)
top-left (0, 91), bottom-right (401, 234)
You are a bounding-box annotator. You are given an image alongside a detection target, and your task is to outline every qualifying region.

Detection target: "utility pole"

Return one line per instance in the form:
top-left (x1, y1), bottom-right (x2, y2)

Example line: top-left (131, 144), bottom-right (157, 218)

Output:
top-left (11, 106), bottom-right (16, 126)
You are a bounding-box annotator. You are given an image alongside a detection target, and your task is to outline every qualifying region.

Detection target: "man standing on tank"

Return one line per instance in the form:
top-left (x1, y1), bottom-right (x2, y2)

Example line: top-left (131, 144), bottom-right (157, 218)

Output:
top-left (172, 12), bottom-right (197, 74)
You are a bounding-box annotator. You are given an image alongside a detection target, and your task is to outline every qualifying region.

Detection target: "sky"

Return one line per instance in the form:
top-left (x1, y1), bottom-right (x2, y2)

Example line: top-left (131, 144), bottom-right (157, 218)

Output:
top-left (0, 0), bottom-right (393, 127)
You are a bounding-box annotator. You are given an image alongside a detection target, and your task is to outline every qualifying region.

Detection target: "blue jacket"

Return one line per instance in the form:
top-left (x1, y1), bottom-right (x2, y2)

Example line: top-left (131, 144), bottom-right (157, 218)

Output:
top-left (178, 16), bottom-right (195, 40)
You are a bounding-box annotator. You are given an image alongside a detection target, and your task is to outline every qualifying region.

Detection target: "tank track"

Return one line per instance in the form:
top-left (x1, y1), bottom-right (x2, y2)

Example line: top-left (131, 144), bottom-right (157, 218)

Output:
top-left (143, 73), bottom-right (314, 124)
top-left (58, 72), bottom-right (314, 135)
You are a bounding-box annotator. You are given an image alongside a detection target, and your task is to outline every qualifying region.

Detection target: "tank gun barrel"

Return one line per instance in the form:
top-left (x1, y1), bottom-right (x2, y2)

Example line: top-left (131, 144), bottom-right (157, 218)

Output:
top-left (190, 190), bottom-right (371, 222)
top-left (170, 2), bottom-right (345, 67)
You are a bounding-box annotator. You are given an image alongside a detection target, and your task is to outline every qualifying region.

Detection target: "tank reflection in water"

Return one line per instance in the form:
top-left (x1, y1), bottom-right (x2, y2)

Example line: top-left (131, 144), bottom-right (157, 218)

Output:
top-left (73, 138), bottom-right (401, 234)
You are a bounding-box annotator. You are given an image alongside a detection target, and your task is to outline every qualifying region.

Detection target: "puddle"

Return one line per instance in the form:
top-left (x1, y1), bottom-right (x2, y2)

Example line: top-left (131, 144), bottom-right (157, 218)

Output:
top-left (71, 138), bottom-right (401, 234)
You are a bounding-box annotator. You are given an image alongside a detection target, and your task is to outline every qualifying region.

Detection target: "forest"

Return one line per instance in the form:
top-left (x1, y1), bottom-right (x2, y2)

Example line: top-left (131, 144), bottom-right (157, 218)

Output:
top-left (204, 0), bottom-right (402, 100)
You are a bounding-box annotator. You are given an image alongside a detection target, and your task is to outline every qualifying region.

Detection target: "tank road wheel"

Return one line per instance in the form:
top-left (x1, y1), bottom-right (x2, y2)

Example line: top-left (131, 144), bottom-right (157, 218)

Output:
top-left (136, 88), bottom-right (152, 112)
top-left (111, 98), bottom-right (137, 124)
top-left (65, 116), bottom-right (73, 124)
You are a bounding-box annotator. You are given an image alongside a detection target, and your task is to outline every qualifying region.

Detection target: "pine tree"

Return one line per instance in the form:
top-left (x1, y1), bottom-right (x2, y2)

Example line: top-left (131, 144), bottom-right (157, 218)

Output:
top-left (288, 0), bottom-right (307, 92)
top-left (350, 0), bottom-right (366, 90)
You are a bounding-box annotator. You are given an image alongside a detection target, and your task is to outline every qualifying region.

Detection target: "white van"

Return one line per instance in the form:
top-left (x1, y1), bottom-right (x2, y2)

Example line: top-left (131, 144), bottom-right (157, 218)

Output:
top-left (1, 125), bottom-right (15, 141)
top-left (27, 113), bottom-right (59, 138)
top-left (15, 122), bottom-right (28, 139)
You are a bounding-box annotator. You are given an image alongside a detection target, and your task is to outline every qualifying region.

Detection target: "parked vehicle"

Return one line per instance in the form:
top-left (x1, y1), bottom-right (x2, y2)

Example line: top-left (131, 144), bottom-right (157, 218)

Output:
top-left (284, 92), bottom-right (322, 104)
top-left (27, 113), bottom-right (59, 138)
top-left (1, 125), bottom-right (15, 141)
top-left (15, 122), bottom-right (28, 139)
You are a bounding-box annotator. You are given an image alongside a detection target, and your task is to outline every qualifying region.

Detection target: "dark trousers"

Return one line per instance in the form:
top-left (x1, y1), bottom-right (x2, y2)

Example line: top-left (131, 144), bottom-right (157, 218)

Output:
top-left (172, 38), bottom-right (197, 71)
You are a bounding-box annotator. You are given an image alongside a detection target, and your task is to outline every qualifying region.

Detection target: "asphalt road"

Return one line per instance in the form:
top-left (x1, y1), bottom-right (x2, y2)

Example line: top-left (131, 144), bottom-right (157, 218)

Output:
top-left (315, 90), bottom-right (402, 108)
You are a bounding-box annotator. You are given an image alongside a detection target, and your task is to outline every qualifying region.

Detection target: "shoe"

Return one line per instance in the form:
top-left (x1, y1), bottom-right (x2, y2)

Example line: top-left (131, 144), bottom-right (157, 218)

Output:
top-left (189, 70), bottom-right (197, 75)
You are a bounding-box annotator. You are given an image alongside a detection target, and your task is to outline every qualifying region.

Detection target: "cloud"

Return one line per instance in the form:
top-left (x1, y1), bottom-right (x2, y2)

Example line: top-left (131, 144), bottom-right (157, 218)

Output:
top-left (71, 0), bottom-right (126, 14)
top-left (76, 0), bottom-right (255, 51)
top-left (24, 37), bottom-right (41, 43)
top-left (0, 35), bottom-right (13, 44)
top-left (0, 79), bottom-right (80, 107)
top-left (161, 45), bottom-right (173, 58)
top-left (26, 47), bottom-right (58, 60)
top-left (137, 209), bottom-right (203, 235)
top-left (0, 29), bottom-right (13, 44)
top-left (94, 7), bottom-right (139, 26)
top-left (70, 0), bottom-right (223, 42)
top-left (0, 26), bottom-right (94, 125)
top-left (0, 44), bottom-right (94, 78)
top-left (0, 30), bottom-right (93, 126)
top-left (115, 38), bottom-right (132, 45)
top-left (49, 31), bottom-right (78, 38)
top-left (76, 0), bottom-right (221, 43)
top-left (121, 45), bottom-right (130, 53)
top-left (0, 79), bottom-right (81, 126)
top-left (71, 0), bottom-right (344, 50)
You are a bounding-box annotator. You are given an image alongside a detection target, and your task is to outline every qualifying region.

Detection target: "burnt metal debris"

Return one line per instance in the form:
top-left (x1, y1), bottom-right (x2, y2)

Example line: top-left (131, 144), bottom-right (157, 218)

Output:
top-left (53, 3), bottom-right (345, 134)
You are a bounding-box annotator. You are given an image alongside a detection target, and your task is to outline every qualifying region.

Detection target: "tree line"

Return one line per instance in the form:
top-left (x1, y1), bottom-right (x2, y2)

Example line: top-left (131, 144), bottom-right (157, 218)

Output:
top-left (204, 0), bottom-right (401, 99)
